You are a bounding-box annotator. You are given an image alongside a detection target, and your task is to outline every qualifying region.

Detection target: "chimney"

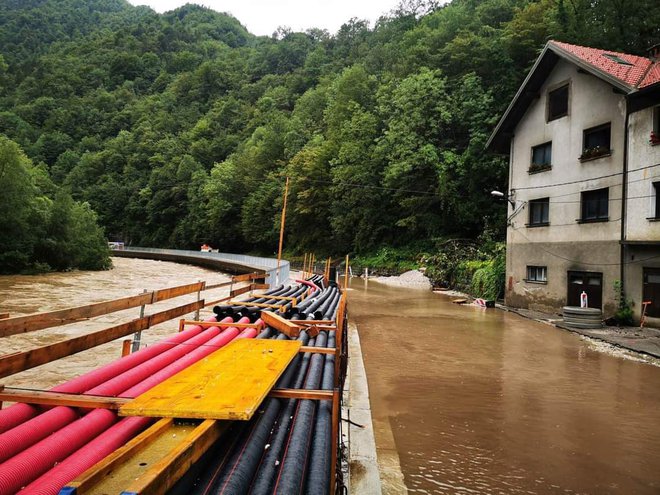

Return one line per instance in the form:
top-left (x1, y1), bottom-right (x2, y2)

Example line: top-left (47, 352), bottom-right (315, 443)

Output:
top-left (647, 43), bottom-right (660, 61)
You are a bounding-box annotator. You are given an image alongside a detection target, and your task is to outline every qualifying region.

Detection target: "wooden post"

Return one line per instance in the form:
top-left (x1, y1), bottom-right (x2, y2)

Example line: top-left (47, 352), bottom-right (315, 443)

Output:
top-left (344, 255), bottom-right (349, 289)
top-left (178, 319), bottom-right (185, 333)
top-left (132, 289), bottom-right (148, 353)
top-left (194, 280), bottom-right (202, 321)
top-left (121, 339), bottom-right (132, 357)
top-left (303, 253), bottom-right (308, 278)
top-left (276, 177), bottom-right (290, 286)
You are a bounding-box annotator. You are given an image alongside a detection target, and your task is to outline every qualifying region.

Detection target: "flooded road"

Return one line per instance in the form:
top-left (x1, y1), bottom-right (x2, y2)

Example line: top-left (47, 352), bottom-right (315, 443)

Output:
top-left (0, 257), bottom-right (229, 389)
top-left (348, 278), bottom-right (660, 495)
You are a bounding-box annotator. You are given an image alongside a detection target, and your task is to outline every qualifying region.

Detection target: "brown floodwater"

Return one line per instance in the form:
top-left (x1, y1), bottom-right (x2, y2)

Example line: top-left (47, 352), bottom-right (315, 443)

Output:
top-left (348, 278), bottom-right (660, 495)
top-left (0, 257), bottom-right (229, 390)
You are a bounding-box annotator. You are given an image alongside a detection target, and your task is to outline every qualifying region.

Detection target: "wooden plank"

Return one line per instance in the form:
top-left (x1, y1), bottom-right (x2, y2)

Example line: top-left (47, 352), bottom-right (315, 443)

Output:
top-left (231, 272), bottom-right (261, 283)
top-left (268, 388), bottom-right (334, 400)
top-left (300, 346), bottom-right (336, 355)
top-left (0, 313), bottom-right (9, 320)
top-left (0, 317), bottom-right (149, 380)
top-left (204, 295), bottom-right (233, 307)
top-left (0, 387), bottom-right (130, 409)
top-left (64, 419), bottom-right (173, 493)
top-left (252, 283), bottom-right (270, 290)
top-left (148, 300), bottom-right (204, 327)
top-left (260, 311), bottom-right (301, 338)
top-left (229, 284), bottom-right (253, 298)
top-left (180, 320), bottom-right (261, 329)
top-left (203, 280), bottom-right (233, 290)
top-left (120, 339), bottom-right (302, 420)
top-left (120, 420), bottom-right (229, 495)
top-left (330, 388), bottom-right (340, 495)
top-left (154, 282), bottom-right (205, 302)
top-left (290, 319), bottom-right (335, 325)
top-left (0, 292), bottom-right (153, 338)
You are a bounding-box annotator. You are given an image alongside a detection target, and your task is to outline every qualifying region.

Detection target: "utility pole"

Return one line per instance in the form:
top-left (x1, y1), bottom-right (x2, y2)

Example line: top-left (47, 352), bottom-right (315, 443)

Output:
top-left (276, 176), bottom-right (290, 286)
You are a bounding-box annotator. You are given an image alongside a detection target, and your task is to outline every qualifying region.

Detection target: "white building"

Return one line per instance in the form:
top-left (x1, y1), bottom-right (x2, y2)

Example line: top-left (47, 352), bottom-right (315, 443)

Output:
top-left (488, 41), bottom-right (660, 325)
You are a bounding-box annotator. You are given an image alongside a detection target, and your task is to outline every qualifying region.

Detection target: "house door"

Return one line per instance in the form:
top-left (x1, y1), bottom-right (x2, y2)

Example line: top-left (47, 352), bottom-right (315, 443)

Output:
top-left (567, 271), bottom-right (603, 309)
top-left (643, 268), bottom-right (660, 317)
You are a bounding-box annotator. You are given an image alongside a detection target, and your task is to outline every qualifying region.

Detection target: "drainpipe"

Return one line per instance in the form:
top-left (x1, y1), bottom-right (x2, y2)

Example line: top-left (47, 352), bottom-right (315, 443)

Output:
top-left (620, 100), bottom-right (630, 294)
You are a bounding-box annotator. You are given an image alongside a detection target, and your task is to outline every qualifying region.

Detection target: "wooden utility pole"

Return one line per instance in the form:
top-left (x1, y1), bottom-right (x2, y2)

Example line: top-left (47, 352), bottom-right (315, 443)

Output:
top-left (276, 177), bottom-right (290, 285)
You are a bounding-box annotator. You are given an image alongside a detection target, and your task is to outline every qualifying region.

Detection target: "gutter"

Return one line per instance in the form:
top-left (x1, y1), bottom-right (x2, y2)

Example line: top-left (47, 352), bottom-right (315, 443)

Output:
top-left (620, 99), bottom-right (630, 292)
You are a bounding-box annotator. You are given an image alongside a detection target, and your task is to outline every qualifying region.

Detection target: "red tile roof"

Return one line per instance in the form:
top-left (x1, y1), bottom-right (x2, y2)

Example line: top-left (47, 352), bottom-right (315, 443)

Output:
top-left (551, 41), bottom-right (660, 89)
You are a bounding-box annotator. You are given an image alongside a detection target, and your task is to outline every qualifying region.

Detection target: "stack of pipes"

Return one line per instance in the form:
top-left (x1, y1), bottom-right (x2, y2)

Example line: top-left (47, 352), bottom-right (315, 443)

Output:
top-left (0, 280), bottom-right (344, 495)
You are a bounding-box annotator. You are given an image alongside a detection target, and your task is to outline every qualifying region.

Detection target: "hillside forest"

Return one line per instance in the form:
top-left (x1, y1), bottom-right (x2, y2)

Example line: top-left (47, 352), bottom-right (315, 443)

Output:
top-left (0, 0), bottom-right (659, 277)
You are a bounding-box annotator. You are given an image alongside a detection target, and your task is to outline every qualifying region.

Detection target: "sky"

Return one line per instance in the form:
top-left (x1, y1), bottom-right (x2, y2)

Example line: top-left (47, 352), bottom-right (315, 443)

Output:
top-left (126, 0), bottom-right (402, 36)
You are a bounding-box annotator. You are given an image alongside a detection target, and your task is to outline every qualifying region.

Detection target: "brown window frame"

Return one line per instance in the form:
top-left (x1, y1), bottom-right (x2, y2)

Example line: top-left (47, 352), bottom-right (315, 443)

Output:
top-left (547, 83), bottom-right (569, 122)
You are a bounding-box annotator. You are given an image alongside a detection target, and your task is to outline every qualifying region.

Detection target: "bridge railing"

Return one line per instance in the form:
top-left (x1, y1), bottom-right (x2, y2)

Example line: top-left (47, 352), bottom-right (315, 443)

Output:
top-left (114, 247), bottom-right (290, 287)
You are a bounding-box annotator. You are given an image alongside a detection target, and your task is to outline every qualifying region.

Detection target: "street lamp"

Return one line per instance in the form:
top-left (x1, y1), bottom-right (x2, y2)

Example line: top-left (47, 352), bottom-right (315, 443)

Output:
top-left (491, 190), bottom-right (515, 208)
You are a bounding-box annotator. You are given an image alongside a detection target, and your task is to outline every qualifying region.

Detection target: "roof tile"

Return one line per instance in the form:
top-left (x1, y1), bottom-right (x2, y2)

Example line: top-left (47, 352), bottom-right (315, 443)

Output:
top-left (551, 41), bottom-right (660, 89)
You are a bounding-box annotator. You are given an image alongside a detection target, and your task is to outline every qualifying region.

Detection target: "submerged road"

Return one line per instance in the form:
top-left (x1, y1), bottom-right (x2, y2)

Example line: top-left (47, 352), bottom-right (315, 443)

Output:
top-left (348, 278), bottom-right (660, 495)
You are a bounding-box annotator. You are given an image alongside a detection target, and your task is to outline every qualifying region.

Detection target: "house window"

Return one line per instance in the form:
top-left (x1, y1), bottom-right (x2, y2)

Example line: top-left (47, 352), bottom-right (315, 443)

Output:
top-left (652, 181), bottom-right (660, 219)
top-left (530, 142), bottom-right (552, 172)
top-left (528, 198), bottom-right (549, 226)
top-left (602, 53), bottom-right (633, 66)
top-left (547, 84), bottom-right (569, 121)
top-left (581, 123), bottom-right (611, 160)
top-left (526, 266), bottom-right (547, 283)
top-left (580, 188), bottom-right (609, 222)
top-left (651, 107), bottom-right (660, 144)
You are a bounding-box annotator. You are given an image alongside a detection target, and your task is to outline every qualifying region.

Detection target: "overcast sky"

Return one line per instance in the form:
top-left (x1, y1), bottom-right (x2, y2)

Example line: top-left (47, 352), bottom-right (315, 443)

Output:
top-left (126, 0), bottom-right (402, 36)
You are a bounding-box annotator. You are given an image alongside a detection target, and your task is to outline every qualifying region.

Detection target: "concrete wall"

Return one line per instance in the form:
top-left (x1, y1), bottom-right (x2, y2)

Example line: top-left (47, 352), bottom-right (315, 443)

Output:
top-left (626, 106), bottom-right (660, 239)
top-left (505, 60), bottom-right (627, 314)
top-left (624, 245), bottom-right (660, 325)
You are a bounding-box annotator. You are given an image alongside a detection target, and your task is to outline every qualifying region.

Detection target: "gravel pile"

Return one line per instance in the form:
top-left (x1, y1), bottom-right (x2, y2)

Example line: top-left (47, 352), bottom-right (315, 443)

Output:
top-left (371, 269), bottom-right (432, 290)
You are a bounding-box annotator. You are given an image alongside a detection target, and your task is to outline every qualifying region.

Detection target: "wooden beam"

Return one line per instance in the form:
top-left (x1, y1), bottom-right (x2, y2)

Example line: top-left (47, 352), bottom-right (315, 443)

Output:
top-left (64, 419), bottom-right (173, 493)
top-left (0, 317), bottom-right (149, 379)
top-left (252, 283), bottom-right (270, 290)
top-left (204, 295), bottom-right (233, 307)
top-left (180, 320), bottom-right (261, 329)
top-left (203, 280), bottom-right (233, 290)
top-left (0, 300), bottom-right (202, 379)
top-left (121, 420), bottom-right (229, 495)
top-left (260, 311), bottom-right (301, 338)
top-left (154, 282), bottom-right (205, 303)
top-left (232, 272), bottom-right (261, 283)
top-left (268, 388), bottom-right (334, 400)
top-left (0, 386), bottom-right (130, 409)
top-left (229, 285), bottom-right (253, 298)
top-left (148, 300), bottom-right (204, 327)
top-left (290, 319), bottom-right (335, 325)
top-left (300, 346), bottom-right (336, 355)
top-left (0, 313), bottom-right (9, 320)
top-left (330, 388), bottom-right (340, 495)
top-left (0, 292), bottom-right (153, 338)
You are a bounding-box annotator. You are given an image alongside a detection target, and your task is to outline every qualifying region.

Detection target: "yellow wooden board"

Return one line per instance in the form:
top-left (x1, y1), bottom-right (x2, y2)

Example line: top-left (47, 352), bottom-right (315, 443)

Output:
top-left (119, 339), bottom-right (301, 420)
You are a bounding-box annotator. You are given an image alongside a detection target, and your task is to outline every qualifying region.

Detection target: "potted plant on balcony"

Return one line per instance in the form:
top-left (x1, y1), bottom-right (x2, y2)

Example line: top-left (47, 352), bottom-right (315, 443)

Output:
top-left (650, 131), bottom-right (660, 145)
top-left (579, 145), bottom-right (609, 161)
top-left (529, 161), bottom-right (551, 173)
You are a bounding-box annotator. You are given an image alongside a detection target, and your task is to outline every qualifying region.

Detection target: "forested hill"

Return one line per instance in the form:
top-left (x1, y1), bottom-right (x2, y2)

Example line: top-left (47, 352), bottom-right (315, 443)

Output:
top-left (1, 0), bottom-right (658, 258)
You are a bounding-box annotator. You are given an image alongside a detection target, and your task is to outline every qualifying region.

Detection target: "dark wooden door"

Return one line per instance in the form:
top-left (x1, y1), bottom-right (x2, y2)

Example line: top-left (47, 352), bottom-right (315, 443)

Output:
top-left (567, 271), bottom-right (603, 309)
top-left (643, 268), bottom-right (660, 317)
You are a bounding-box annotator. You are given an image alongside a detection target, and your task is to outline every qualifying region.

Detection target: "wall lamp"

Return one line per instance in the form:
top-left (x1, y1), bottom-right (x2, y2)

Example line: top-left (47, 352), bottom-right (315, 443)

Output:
top-left (491, 190), bottom-right (515, 208)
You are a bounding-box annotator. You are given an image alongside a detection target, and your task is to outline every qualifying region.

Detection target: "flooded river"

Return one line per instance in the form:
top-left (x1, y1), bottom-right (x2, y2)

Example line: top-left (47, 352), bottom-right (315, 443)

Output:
top-left (348, 278), bottom-right (660, 495)
top-left (0, 257), bottom-right (228, 389)
top-left (3, 260), bottom-right (660, 494)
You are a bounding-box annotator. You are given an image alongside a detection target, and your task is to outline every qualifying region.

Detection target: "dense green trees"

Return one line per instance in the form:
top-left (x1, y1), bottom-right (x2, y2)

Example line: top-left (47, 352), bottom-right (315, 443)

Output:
top-left (0, 136), bottom-right (110, 273)
top-left (1, 0), bottom-right (658, 265)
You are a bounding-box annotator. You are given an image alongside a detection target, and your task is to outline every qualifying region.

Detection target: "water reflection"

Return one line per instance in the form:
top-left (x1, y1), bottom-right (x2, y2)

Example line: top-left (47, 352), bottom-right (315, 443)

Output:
top-left (349, 278), bottom-right (660, 494)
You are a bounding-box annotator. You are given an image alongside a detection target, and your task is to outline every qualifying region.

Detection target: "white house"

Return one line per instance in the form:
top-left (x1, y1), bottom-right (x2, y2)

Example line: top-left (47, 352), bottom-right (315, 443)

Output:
top-left (488, 40), bottom-right (660, 325)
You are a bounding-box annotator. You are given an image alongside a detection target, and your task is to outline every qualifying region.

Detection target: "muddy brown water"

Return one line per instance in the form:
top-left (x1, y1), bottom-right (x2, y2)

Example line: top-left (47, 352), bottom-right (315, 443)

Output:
top-left (348, 278), bottom-right (660, 495)
top-left (0, 257), bottom-right (229, 390)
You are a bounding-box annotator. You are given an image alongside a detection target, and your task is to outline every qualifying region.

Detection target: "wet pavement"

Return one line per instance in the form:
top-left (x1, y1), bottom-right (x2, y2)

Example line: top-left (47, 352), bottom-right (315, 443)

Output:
top-left (348, 278), bottom-right (660, 495)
